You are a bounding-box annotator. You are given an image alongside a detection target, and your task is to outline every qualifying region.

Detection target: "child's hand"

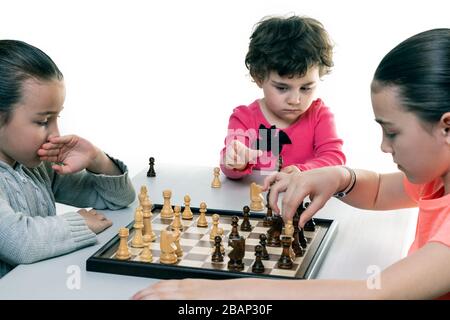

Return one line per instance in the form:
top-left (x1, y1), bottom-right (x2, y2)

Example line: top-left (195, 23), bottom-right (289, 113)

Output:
top-left (78, 209), bottom-right (112, 234)
top-left (262, 167), bottom-right (343, 227)
top-left (132, 278), bottom-right (265, 300)
top-left (280, 165), bottom-right (301, 174)
top-left (37, 135), bottom-right (102, 175)
top-left (224, 140), bottom-right (262, 171)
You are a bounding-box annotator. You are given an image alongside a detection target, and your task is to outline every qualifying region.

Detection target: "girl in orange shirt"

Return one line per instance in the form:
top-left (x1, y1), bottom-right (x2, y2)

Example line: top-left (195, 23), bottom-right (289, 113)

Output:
top-left (133, 28), bottom-right (450, 300)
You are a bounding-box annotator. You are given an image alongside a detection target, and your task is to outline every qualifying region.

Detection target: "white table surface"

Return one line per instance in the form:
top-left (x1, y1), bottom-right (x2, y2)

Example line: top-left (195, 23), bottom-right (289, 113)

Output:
top-left (0, 164), bottom-right (417, 299)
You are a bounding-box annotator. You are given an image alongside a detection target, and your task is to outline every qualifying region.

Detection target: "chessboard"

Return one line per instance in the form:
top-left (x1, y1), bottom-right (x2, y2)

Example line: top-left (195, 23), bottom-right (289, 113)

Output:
top-left (86, 204), bottom-right (337, 280)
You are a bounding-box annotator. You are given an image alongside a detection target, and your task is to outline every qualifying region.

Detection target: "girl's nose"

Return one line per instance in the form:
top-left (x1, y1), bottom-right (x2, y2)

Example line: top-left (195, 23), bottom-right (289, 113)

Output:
top-left (288, 92), bottom-right (301, 105)
top-left (380, 137), bottom-right (393, 154)
top-left (48, 123), bottom-right (60, 139)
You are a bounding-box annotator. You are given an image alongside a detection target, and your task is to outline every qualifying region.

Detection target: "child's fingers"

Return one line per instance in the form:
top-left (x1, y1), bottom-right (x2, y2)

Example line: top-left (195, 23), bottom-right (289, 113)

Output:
top-left (51, 164), bottom-right (72, 175)
top-left (40, 142), bottom-right (62, 150)
top-left (48, 135), bottom-right (76, 145)
top-left (281, 184), bottom-right (307, 222)
top-left (267, 178), bottom-right (289, 214)
top-left (246, 149), bottom-right (262, 164)
top-left (37, 148), bottom-right (60, 157)
top-left (298, 196), bottom-right (326, 228)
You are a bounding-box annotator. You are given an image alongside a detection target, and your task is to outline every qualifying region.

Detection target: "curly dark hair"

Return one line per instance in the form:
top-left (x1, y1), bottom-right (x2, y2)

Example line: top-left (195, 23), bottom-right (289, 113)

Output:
top-left (245, 15), bottom-right (334, 82)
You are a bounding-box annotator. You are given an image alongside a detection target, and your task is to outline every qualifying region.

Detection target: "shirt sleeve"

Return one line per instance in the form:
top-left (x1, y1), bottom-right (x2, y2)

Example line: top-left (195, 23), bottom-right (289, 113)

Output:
top-left (48, 154), bottom-right (136, 210)
top-left (0, 193), bottom-right (96, 266)
top-left (296, 103), bottom-right (346, 171)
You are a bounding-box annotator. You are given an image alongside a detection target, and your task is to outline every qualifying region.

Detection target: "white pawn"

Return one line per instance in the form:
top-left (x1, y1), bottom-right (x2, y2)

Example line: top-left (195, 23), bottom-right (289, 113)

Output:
top-left (197, 202), bottom-right (208, 227)
top-left (182, 195), bottom-right (194, 220)
top-left (131, 207), bottom-right (145, 248)
top-left (170, 206), bottom-right (183, 231)
top-left (210, 214), bottom-right (224, 240)
top-left (211, 167), bottom-right (221, 188)
top-left (116, 227), bottom-right (131, 260)
top-left (139, 243), bottom-right (153, 262)
top-left (161, 189), bottom-right (174, 218)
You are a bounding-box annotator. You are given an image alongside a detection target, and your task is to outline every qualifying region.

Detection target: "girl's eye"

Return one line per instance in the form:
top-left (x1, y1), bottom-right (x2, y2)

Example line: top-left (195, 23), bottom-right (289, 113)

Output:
top-left (36, 121), bottom-right (49, 127)
top-left (385, 132), bottom-right (397, 139)
top-left (276, 86), bottom-right (288, 91)
top-left (301, 87), bottom-right (312, 91)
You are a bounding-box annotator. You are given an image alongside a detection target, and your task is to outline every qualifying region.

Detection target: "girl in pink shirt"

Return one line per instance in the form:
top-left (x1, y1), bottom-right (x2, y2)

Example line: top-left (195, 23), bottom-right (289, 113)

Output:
top-left (220, 16), bottom-right (346, 179)
top-left (134, 28), bottom-right (450, 300)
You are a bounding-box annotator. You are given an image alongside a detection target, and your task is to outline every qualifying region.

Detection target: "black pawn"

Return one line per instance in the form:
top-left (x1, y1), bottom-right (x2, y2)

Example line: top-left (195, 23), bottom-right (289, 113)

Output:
top-left (252, 245), bottom-right (265, 273)
top-left (259, 234), bottom-right (270, 260)
top-left (267, 215), bottom-right (282, 247)
top-left (277, 236), bottom-right (293, 269)
top-left (147, 157), bottom-right (156, 177)
top-left (240, 206), bottom-right (252, 231)
top-left (229, 216), bottom-right (240, 240)
top-left (212, 236), bottom-right (224, 262)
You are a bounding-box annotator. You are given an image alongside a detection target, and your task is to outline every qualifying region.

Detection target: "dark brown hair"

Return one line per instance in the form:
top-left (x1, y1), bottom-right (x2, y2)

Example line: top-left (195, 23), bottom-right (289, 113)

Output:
top-left (245, 15), bottom-right (334, 82)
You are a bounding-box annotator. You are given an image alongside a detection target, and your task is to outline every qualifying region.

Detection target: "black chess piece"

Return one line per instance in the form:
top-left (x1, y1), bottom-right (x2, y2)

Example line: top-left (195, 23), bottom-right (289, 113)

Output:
top-left (252, 245), bottom-right (265, 273)
top-left (277, 236), bottom-right (293, 269)
top-left (302, 201), bottom-right (316, 231)
top-left (299, 227), bottom-right (307, 249)
top-left (147, 157), bottom-right (156, 177)
top-left (277, 155), bottom-right (283, 172)
top-left (263, 190), bottom-right (273, 227)
top-left (267, 215), bottom-right (282, 247)
top-left (240, 206), bottom-right (252, 231)
top-left (259, 234), bottom-right (270, 260)
top-left (212, 236), bottom-right (224, 262)
top-left (292, 210), bottom-right (305, 257)
top-left (304, 219), bottom-right (316, 232)
top-left (227, 237), bottom-right (245, 271)
top-left (229, 216), bottom-right (240, 240)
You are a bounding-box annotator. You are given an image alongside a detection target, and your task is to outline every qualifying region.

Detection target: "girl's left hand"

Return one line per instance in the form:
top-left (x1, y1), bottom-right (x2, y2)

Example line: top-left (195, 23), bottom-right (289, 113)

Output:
top-left (280, 165), bottom-right (301, 174)
top-left (37, 135), bottom-right (101, 175)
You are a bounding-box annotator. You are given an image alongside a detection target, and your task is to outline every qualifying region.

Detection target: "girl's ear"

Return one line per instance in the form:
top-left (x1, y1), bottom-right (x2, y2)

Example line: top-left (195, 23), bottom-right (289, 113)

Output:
top-left (253, 76), bottom-right (264, 88)
top-left (440, 112), bottom-right (450, 143)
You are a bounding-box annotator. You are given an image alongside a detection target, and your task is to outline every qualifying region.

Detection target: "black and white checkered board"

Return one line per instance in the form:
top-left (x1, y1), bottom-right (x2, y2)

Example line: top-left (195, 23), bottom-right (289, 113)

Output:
top-left (86, 205), bottom-right (335, 280)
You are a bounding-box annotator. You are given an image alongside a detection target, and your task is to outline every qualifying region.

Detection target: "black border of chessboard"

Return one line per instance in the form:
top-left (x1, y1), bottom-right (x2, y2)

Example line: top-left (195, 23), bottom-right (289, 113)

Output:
top-left (86, 204), bottom-right (337, 280)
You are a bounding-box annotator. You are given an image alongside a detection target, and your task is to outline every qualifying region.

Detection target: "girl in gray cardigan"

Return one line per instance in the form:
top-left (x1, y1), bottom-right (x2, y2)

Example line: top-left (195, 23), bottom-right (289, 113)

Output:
top-left (0, 40), bottom-right (136, 278)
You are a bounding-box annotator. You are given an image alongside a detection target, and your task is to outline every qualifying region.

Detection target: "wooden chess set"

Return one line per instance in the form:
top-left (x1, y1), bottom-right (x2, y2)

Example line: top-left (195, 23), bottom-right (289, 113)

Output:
top-left (86, 178), bottom-right (337, 280)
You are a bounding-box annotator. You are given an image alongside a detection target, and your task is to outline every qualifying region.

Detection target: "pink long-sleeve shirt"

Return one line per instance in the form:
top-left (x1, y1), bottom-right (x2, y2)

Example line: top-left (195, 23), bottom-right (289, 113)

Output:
top-left (220, 99), bottom-right (346, 179)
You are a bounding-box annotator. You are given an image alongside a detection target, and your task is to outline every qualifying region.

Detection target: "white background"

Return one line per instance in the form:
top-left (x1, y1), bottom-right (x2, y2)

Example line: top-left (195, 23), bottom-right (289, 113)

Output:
top-left (1, 0), bottom-right (449, 177)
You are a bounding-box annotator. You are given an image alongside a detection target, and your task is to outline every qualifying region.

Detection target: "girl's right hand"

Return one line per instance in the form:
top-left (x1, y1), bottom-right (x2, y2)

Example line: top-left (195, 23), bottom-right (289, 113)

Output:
top-left (78, 209), bottom-right (113, 234)
top-left (262, 166), bottom-right (346, 227)
top-left (224, 140), bottom-right (262, 171)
